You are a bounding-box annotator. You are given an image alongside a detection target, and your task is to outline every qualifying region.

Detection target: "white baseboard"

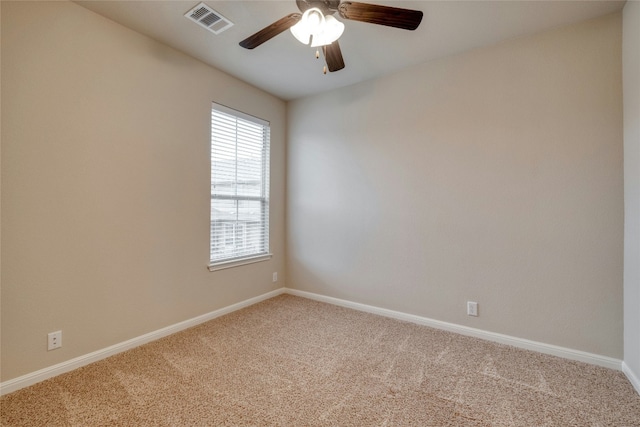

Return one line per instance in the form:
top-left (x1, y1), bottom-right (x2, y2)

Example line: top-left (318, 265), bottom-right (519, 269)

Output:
top-left (284, 288), bottom-right (623, 372)
top-left (2, 286), bottom-right (628, 396)
top-left (0, 288), bottom-right (285, 396)
top-left (622, 362), bottom-right (640, 395)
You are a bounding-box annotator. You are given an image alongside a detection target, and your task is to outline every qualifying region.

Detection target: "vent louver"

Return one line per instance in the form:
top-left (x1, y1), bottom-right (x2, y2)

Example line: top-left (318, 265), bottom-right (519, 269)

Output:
top-left (185, 2), bottom-right (233, 35)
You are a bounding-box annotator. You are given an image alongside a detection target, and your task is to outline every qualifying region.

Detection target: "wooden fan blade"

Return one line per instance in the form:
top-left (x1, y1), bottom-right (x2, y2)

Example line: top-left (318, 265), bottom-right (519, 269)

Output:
top-left (323, 41), bottom-right (345, 72)
top-left (239, 13), bottom-right (302, 49)
top-left (338, 2), bottom-right (423, 30)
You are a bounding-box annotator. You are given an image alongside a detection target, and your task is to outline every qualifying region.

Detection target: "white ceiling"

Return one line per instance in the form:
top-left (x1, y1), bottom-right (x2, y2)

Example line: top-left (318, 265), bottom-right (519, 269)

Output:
top-left (75, 0), bottom-right (625, 100)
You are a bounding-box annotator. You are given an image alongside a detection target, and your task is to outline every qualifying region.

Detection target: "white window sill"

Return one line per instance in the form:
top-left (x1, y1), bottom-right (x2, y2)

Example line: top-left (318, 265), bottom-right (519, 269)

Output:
top-left (208, 253), bottom-right (272, 272)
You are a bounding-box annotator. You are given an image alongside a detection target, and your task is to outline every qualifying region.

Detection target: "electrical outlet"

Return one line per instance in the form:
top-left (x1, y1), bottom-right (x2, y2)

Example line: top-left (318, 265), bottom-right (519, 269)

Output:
top-left (272, 272), bottom-right (278, 283)
top-left (467, 301), bottom-right (478, 317)
top-left (48, 331), bottom-right (62, 350)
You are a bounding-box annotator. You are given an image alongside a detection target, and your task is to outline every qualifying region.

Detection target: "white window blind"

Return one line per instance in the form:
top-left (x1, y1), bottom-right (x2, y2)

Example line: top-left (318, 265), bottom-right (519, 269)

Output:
top-left (209, 103), bottom-right (270, 269)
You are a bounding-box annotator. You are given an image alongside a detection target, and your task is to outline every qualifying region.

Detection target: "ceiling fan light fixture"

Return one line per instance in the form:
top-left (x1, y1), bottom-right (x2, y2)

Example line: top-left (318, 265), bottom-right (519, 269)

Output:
top-left (290, 23), bottom-right (310, 45)
top-left (290, 8), bottom-right (324, 45)
top-left (310, 15), bottom-right (344, 47)
top-left (290, 7), bottom-right (343, 47)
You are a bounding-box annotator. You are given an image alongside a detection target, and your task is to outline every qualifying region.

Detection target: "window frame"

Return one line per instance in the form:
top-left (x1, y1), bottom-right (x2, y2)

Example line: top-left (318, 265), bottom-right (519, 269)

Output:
top-left (208, 103), bottom-right (271, 271)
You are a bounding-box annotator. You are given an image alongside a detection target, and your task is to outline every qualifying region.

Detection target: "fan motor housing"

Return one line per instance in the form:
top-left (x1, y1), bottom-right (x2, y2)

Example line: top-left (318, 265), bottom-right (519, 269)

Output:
top-left (297, 0), bottom-right (342, 14)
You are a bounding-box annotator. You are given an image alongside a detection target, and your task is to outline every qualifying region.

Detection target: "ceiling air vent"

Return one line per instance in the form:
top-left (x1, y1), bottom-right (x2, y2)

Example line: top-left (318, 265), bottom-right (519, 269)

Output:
top-left (185, 2), bottom-right (233, 35)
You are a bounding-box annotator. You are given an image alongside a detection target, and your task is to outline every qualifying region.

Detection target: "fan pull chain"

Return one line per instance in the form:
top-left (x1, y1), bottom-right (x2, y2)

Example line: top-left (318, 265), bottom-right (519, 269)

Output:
top-left (315, 49), bottom-right (320, 59)
top-left (323, 65), bottom-right (327, 75)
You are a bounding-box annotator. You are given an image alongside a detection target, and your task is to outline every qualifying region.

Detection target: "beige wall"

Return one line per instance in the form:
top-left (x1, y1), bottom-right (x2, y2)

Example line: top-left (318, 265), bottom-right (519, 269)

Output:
top-left (287, 13), bottom-right (623, 357)
top-left (623, 0), bottom-right (640, 384)
top-left (1, 1), bottom-right (286, 382)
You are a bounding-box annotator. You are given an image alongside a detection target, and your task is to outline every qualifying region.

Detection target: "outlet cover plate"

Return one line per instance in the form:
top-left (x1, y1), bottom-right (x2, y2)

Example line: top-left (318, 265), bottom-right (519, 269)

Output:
top-left (467, 301), bottom-right (478, 317)
top-left (48, 331), bottom-right (62, 350)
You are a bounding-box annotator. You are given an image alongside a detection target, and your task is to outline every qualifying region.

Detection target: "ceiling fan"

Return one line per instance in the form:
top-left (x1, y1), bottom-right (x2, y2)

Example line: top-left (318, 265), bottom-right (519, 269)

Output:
top-left (239, 0), bottom-right (423, 73)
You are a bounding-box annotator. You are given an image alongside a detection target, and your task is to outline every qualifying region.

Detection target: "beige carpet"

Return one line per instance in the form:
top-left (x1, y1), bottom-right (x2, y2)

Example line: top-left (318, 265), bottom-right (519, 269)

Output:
top-left (2, 294), bottom-right (639, 426)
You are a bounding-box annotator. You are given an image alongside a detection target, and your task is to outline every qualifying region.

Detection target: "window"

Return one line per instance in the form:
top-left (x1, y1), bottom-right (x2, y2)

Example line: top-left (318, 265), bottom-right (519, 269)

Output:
top-left (209, 103), bottom-right (270, 270)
